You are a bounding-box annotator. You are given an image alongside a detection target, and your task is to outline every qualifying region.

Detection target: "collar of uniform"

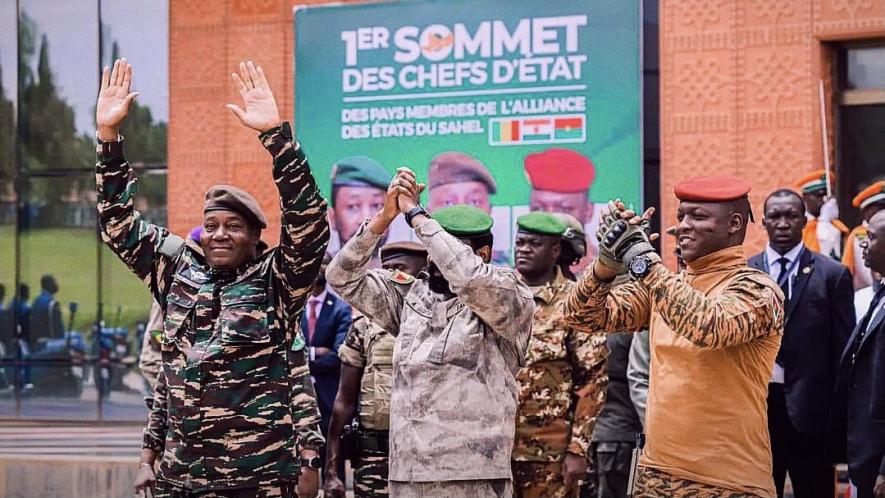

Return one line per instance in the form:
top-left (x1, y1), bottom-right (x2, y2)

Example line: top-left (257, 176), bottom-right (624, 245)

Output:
top-left (764, 242), bottom-right (804, 266)
top-left (529, 267), bottom-right (568, 304)
top-left (685, 245), bottom-right (747, 276)
top-left (208, 253), bottom-right (265, 281)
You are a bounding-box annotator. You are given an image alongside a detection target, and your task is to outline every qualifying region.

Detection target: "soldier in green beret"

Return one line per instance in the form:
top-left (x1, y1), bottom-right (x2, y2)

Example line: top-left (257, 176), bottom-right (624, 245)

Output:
top-left (97, 59), bottom-right (327, 498)
top-left (511, 212), bottom-right (608, 498)
top-left (327, 168), bottom-right (534, 498)
top-left (330, 156), bottom-right (391, 254)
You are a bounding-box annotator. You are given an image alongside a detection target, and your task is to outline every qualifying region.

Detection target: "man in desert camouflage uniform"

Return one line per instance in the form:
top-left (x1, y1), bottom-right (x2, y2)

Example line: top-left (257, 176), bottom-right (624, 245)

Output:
top-left (564, 176), bottom-right (784, 498)
top-left (511, 212), bottom-right (609, 498)
top-left (323, 241), bottom-right (428, 498)
top-left (96, 59), bottom-right (328, 498)
top-left (327, 167), bottom-right (534, 498)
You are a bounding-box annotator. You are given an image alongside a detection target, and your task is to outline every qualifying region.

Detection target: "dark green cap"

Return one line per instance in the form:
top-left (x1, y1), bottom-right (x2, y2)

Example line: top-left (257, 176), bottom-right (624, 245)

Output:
top-left (517, 211), bottom-right (566, 237)
top-left (432, 205), bottom-right (493, 237)
top-left (331, 156), bottom-right (391, 189)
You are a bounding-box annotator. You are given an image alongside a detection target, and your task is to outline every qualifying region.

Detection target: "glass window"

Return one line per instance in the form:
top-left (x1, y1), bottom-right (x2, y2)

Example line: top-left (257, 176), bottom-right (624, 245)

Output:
top-left (0, 0), bottom-right (17, 378)
top-left (2, 0), bottom-right (167, 421)
top-left (845, 46), bottom-right (885, 90)
top-left (16, 173), bottom-right (100, 415)
top-left (98, 0), bottom-right (167, 421)
top-left (19, 0), bottom-right (99, 172)
top-left (838, 104), bottom-right (885, 227)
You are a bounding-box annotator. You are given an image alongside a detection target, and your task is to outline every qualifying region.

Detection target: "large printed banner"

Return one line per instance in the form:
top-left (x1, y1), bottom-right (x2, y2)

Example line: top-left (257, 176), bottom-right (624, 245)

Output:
top-left (294, 0), bottom-right (641, 266)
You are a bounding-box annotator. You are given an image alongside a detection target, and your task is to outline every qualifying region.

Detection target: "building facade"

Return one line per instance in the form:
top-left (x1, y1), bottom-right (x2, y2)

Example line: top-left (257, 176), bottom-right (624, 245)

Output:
top-left (0, 0), bottom-right (882, 421)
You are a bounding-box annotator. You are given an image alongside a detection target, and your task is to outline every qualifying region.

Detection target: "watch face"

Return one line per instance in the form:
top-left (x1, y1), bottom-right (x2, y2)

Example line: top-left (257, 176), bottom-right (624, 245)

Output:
top-left (630, 256), bottom-right (648, 276)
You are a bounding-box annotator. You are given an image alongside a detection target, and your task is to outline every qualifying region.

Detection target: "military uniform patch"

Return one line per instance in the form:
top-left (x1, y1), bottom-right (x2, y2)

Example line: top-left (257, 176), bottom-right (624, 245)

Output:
top-left (388, 270), bottom-right (414, 285)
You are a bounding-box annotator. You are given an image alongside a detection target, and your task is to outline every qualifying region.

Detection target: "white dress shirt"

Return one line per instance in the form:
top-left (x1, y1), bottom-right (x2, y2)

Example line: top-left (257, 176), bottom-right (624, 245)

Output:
top-left (764, 242), bottom-right (804, 383)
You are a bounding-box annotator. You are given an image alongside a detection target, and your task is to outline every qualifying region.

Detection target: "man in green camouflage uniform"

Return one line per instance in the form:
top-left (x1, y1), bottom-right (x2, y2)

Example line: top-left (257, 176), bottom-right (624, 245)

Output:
top-left (96, 59), bottom-right (328, 498)
top-left (511, 212), bottom-right (609, 498)
top-left (327, 167), bottom-right (534, 498)
top-left (324, 241), bottom-right (428, 498)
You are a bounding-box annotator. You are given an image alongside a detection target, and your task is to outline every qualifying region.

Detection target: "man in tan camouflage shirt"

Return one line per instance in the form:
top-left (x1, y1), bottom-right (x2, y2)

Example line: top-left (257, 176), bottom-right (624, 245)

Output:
top-left (564, 176), bottom-right (783, 498)
top-left (511, 212), bottom-right (608, 498)
top-left (327, 168), bottom-right (533, 498)
top-left (324, 241), bottom-right (428, 498)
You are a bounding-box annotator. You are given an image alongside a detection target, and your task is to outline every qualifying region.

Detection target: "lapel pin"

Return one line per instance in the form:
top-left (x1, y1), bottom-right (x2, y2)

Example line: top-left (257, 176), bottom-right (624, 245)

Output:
top-left (802, 266), bottom-right (811, 274)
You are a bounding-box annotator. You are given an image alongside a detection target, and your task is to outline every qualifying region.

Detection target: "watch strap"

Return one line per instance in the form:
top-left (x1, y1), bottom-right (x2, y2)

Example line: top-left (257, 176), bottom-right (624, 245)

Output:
top-left (95, 132), bottom-right (124, 157)
top-left (405, 205), bottom-right (429, 228)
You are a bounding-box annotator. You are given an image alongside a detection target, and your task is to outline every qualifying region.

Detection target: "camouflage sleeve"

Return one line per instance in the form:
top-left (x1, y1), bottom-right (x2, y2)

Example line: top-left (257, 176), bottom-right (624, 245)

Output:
top-left (567, 321), bottom-right (609, 455)
top-left (259, 127), bottom-right (330, 452)
top-left (96, 147), bottom-right (179, 302)
top-left (563, 265), bottom-right (651, 334)
top-left (641, 264), bottom-right (784, 349)
top-left (261, 127), bottom-right (330, 323)
top-left (413, 217), bottom-right (534, 350)
top-left (142, 366), bottom-right (168, 452)
top-left (138, 301), bottom-right (164, 390)
top-left (326, 222), bottom-right (409, 335)
top-left (289, 350), bottom-right (324, 451)
top-left (338, 314), bottom-right (368, 369)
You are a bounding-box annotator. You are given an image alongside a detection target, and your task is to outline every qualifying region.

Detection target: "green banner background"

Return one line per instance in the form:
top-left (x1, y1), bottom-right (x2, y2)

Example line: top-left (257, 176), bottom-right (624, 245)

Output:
top-left (294, 0), bottom-right (641, 259)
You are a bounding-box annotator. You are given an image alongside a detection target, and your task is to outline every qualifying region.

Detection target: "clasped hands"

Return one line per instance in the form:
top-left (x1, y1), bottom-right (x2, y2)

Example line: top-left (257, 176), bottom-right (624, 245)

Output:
top-left (594, 200), bottom-right (659, 276)
top-left (370, 168), bottom-right (426, 234)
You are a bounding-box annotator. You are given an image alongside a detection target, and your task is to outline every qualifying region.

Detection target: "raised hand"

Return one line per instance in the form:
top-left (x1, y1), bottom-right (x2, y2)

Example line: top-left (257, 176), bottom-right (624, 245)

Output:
top-left (226, 61), bottom-right (281, 133)
top-left (393, 167), bottom-right (425, 213)
top-left (96, 58), bottom-right (139, 141)
top-left (369, 168), bottom-right (420, 235)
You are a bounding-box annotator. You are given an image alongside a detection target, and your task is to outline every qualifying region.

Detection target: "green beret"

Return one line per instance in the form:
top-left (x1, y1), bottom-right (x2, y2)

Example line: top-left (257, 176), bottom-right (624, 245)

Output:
top-left (204, 185), bottom-right (267, 230)
top-left (552, 212), bottom-right (587, 258)
top-left (432, 205), bottom-right (493, 237)
top-left (331, 156), bottom-right (391, 190)
top-left (517, 211), bottom-right (566, 236)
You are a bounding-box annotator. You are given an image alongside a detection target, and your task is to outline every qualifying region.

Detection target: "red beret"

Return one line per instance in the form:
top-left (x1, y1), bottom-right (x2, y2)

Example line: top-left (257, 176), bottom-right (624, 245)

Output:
top-left (674, 175), bottom-right (752, 202)
top-left (524, 148), bottom-right (595, 193)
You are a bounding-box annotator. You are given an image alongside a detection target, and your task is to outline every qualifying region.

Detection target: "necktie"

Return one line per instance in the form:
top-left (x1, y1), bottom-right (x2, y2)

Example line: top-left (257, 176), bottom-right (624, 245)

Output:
top-left (861, 287), bottom-right (885, 333)
top-left (776, 257), bottom-right (790, 299)
top-left (853, 287), bottom-right (885, 362)
top-left (307, 299), bottom-right (319, 342)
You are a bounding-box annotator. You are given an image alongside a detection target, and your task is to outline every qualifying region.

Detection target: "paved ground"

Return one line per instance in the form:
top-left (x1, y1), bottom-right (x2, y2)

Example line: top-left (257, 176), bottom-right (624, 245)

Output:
top-left (0, 422), bottom-right (142, 460)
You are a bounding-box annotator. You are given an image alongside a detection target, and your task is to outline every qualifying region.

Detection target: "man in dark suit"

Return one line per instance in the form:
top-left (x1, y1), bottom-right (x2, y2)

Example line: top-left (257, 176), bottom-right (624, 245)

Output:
top-left (833, 210), bottom-right (885, 498)
top-left (749, 188), bottom-right (855, 498)
top-left (301, 253), bottom-right (352, 477)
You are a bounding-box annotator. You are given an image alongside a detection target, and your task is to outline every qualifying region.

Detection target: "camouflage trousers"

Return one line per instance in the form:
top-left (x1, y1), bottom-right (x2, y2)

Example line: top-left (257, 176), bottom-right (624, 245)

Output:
top-left (152, 480), bottom-right (295, 498)
top-left (389, 479), bottom-right (512, 498)
top-left (512, 461), bottom-right (578, 498)
top-left (354, 448), bottom-right (390, 497)
top-left (633, 466), bottom-right (765, 498)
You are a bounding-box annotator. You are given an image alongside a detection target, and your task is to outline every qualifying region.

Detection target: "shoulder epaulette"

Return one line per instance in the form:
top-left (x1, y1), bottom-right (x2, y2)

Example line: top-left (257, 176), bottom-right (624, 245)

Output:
top-left (158, 234), bottom-right (186, 259)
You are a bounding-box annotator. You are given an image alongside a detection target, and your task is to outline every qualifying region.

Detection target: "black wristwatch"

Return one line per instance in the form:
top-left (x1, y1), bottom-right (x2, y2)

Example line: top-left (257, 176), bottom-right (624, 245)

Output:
top-left (628, 254), bottom-right (654, 279)
top-left (298, 455), bottom-right (321, 470)
top-left (404, 205), bottom-right (430, 228)
top-left (279, 121), bottom-right (293, 140)
top-left (95, 131), bottom-right (124, 157)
